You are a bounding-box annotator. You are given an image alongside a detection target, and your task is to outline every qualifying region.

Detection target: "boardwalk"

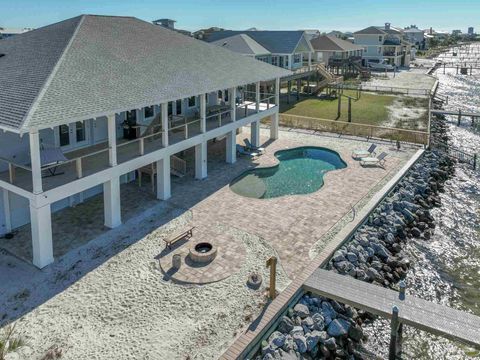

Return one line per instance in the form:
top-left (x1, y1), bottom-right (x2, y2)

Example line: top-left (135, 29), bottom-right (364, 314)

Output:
top-left (304, 269), bottom-right (480, 348)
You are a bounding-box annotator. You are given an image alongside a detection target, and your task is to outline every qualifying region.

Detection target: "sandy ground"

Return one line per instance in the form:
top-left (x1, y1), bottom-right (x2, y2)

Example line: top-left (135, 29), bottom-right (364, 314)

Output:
top-left (0, 203), bottom-right (289, 360)
top-left (365, 68), bottom-right (437, 91)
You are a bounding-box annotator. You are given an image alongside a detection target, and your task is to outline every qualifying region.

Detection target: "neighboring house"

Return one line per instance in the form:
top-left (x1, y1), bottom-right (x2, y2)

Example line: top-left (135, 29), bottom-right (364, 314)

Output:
top-left (0, 15), bottom-right (288, 268)
top-left (310, 35), bottom-right (364, 65)
top-left (353, 23), bottom-right (412, 67)
top-left (0, 27), bottom-right (32, 39)
top-left (404, 26), bottom-right (426, 50)
top-left (302, 29), bottom-right (321, 41)
top-left (205, 30), bottom-right (315, 71)
top-left (152, 18), bottom-right (191, 36)
top-left (211, 34), bottom-right (271, 60)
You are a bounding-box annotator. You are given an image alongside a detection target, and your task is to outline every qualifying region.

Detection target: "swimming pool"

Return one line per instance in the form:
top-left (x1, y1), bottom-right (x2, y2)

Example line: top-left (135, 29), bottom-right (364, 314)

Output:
top-left (230, 146), bottom-right (347, 199)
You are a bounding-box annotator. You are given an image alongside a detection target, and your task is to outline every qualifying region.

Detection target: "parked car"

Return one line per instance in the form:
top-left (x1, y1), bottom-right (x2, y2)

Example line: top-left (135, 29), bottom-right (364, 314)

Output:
top-left (367, 59), bottom-right (395, 71)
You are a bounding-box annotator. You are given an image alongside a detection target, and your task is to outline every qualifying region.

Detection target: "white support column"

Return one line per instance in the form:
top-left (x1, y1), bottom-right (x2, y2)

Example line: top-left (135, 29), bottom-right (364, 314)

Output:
top-left (107, 114), bottom-right (117, 167)
top-left (226, 130), bottom-right (236, 164)
top-left (195, 142), bottom-right (207, 180)
top-left (200, 94), bottom-right (206, 133)
top-left (103, 177), bottom-right (121, 229)
top-left (230, 87), bottom-right (236, 122)
top-left (29, 131), bottom-right (43, 194)
top-left (251, 121), bottom-right (260, 148)
top-left (2, 189), bottom-right (12, 233)
top-left (30, 202), bottom-right (53, 268)
top-left (255, 81), bottom-right (260, 113)
top-left (270, 112), bottom-right (279, 140)
top-left (275, 77), bottom-right (280, 106)
top-left (161, 103), bottom-right (169, 147)
top-left (308, 52), bottom-right (312, 68)
top-left (156, 157), bottom-right (171, 200)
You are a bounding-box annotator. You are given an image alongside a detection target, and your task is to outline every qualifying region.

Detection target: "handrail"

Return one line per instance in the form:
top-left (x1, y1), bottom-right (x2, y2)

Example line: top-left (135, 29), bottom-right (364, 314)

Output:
top-left (171, 155), bottom-right (187, 176)
top-left (333, 83), bottom-right (431, 96)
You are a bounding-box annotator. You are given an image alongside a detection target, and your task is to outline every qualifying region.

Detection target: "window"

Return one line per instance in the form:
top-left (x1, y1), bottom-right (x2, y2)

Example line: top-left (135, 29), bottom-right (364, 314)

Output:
top-left (176, 99), bottom-right (182, 114)
top-left (378, 47), bottom-right (382, 54)
top-left (75, 121), bottom-right (86, 142)
top-left (285, 56), bottom-right (289, 68)
top-left (271, 56), bottom-right (279, 66)
top-left (293, 53), bottom-right (301, 63)
top-left (188, 96), bottom-right (196, 108)
top-left (168, 102), bottom-right (173, 116)
top-left (144, 106), bottom-right (154, 118)
top-left (59, 125), bottom-right (70, 147)
top-left (126, 110), bottom-right (137, 124)
top-left (256, 56), bottom-right (268, 63)
top-left (379, 36), bottom-right (383, 42)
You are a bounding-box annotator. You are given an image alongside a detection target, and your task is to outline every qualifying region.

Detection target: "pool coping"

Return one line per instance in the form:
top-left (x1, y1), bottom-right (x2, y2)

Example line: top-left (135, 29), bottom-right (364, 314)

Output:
top-left (229, 146), bottom-right (348, 200)
top-left (219, 148), bottom-right (425, 360)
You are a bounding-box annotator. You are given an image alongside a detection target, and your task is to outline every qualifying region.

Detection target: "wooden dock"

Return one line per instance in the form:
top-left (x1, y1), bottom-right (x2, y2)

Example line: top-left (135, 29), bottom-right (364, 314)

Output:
top-left (431, 109), bottom-right (480, 118)
top-left (304, 269), bottom-right (480, 348)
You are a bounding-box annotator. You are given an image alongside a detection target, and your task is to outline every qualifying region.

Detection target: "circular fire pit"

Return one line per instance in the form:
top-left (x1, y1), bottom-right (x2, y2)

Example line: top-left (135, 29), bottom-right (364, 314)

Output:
top-left (188, 241), bottom-right (217, 264)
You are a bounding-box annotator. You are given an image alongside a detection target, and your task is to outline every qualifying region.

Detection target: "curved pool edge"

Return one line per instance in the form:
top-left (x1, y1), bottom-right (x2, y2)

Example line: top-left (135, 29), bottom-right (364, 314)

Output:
top-left (229, 146), bottom-right (348, 200)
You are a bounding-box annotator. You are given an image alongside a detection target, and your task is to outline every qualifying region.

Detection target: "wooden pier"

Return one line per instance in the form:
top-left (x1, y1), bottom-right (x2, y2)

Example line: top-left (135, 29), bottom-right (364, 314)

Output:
top-left (431, 109), bottom-right (480, 127)
top-left (304, 269), bottom-right (480, 349)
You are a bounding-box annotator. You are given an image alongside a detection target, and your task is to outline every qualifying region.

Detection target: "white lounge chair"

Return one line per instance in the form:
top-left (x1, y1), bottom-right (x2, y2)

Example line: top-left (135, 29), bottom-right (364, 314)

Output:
top-left (360, 152), bottom-right (388, 168)
top-left (352, 143), bottom-right (376, 159)
top-left (236, 145), bottom-right (259, 158)
top-left (243, 138), bottom-right (265, 154)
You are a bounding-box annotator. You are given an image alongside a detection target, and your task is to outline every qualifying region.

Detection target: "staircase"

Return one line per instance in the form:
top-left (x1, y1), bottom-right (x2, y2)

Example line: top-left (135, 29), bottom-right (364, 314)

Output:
top-left (350, 60), bottom-right (371, 80)
top-left (170, 155), bottom-right (187, 177)
top-left (316, 63), bottom-right (336, 83)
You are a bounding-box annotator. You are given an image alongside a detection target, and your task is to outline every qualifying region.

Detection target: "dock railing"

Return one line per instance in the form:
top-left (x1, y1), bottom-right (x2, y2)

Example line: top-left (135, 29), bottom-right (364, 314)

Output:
top-left (332, 83), bottom-right (432, 97)
top-left (279, 114), bottom-right (429, 146)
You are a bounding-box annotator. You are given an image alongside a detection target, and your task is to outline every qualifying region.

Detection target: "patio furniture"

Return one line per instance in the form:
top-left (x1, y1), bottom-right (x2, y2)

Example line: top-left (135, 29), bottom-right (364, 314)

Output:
top-left (352, 143), bottom-right (377, 159)
top-left (360, 152), bottom-right (388, 168)
top-left (243, 138), bottom-right (265, 154)
top-left (236, 145), bottom-right (259, 158)
top-left (163, 227), bottom-right (195, 249)
top-left (40, 147), bottom-right (68, 177)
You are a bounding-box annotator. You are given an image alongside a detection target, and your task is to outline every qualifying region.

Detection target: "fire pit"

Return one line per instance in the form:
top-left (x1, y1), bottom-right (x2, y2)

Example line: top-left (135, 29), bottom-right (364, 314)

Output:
top-left (188, 241), bottom-right (217, 264)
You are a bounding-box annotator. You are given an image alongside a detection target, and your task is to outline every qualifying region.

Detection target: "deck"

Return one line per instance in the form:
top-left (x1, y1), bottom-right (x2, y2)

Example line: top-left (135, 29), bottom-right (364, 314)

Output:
top-left (304, 268), bottom-right (480, 348)
top-left (0, 102), bottom-right (271, 193)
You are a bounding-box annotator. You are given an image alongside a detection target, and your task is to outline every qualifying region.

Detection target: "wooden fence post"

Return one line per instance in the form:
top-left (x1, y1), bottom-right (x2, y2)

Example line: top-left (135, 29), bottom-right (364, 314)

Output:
top-left (337, 95), bottom-right (342, 120)
top-left (348, 97), bottom-right (352, 123)
top-left (458, 110), bottom-right (462, 126)
top-left (266, 256), bottom-right (277, 300)
top-left (389, 305), bottom-right (401, 360)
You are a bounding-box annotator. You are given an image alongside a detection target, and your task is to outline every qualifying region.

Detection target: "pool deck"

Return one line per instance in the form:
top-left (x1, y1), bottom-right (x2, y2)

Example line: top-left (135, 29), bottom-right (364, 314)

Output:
top-left (0, 127), bottom-right (419, 359)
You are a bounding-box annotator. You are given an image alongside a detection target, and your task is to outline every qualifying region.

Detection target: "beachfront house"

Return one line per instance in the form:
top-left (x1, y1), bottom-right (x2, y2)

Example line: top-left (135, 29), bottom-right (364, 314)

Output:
top-left (310, 35), bottom-right (364, 66)
top-left (204, 30), bottom-right (316, 71)
top-left (354, 23), bottom-right (413, 67)
top-left (404, 26), bottom-right (426, 50)
top-left (0, 15), bottom-right (288, 268)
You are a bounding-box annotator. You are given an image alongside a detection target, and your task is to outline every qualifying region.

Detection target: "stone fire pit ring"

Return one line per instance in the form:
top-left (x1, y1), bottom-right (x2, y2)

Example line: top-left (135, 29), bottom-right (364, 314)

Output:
top-left (188, 241), bottom-right (217, 264)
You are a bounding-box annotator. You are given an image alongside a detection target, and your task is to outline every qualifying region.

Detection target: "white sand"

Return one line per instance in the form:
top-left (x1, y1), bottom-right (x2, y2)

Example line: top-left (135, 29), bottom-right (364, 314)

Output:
top-left (0, 204), bottom-right (290, 360)
top-left (365, 70), bottom-right (437, 92)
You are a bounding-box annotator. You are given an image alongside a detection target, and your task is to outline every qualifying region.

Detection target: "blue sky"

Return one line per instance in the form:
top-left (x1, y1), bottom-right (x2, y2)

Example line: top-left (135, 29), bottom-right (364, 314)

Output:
top-left (1, 0), bottom-right (478, 32)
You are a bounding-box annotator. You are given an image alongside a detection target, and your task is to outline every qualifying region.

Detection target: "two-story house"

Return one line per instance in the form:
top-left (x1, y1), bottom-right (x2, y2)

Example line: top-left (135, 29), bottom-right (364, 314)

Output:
top-left (0, 15), bottom-right (288, 268)
top-left (310, 35), bottom-right (364, 65)
top-left (404, 26), bottom-right (426, 50)
top-left (354, 23), bottom-right (412, 68)
top-left (204, 30), bottom-right (315, 71)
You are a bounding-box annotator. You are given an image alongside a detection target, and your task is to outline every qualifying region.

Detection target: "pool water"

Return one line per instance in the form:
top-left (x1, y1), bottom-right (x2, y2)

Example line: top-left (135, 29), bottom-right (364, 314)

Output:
top-left (230, 146), bottom-right (346, 199)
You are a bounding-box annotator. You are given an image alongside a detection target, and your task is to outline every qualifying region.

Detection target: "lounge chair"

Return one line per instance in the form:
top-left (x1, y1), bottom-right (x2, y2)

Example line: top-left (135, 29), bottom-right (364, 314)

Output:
top-left (352, 144), bottom-right (376, 159)
top-left (40, 147), bottom-right (68, 177)
top-left (243, 138), bottom-right (265, 153)
top-left (360, 152), bottom-right (388, 168)
top-left (236, 144), bottom-right (259, 158)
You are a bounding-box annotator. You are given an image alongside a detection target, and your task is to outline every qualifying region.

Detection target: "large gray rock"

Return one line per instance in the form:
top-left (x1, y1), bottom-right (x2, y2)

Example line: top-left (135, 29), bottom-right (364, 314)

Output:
top-left (306, 330), bottom-right (324, 351)
top-left (289, 326), bottom-right (304, 337)
top-left (327, 319), bottom-right (351, 337)
top-left (293, 334), bottom-right (307, 353)
top-left (278, 316), bottom-right (294, 334)
top-left (293, 304), bottom-right (309, 319)
top-left (311, 313), bottom-right (325, 331)
top-left (268, 331), bottom-right (286, 349)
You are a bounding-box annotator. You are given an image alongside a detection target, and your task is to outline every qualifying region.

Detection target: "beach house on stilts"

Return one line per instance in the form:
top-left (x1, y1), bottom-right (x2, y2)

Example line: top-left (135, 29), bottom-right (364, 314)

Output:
top-left (0, 15), bottom-right (288, 268)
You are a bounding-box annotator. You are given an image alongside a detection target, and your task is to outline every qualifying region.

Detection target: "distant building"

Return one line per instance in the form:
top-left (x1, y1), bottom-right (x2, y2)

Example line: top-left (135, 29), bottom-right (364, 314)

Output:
top-left (404, 25), bottom-right (426, 50)
top-left (468, 27), bottom-right (474, 36)
top-left (452, 30), bottom-right (462, 36)
top-left (0, 27), bottom-right (32, 39)
top-left (152, 18), bottom-right (191, 36)
top-left (302, 29), bottom-right (321, 41)
top-left (310, 35), bottom-right (364, 65)
top-left (353, 23), bottom-right (412, 67)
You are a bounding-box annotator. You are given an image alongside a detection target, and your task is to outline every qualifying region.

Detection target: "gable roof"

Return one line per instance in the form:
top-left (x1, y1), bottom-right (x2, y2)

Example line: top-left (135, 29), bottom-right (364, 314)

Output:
top-left (205, 30), bottom-right (309, 54)
top-left (354, 26), bottom-right (386, 35)
top-left (0, 15), bottom-right (289, 133)
top-left (310, 35), bottom-right (363, 52)
top-left (211, 34), bottom-right (270, 56)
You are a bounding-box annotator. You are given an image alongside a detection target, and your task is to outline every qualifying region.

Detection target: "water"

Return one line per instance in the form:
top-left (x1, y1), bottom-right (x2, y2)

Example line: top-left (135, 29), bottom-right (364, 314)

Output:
top-left (229, 147), bottom-right (346, 199)
top-left (364, 44), bottom-right (480, 359)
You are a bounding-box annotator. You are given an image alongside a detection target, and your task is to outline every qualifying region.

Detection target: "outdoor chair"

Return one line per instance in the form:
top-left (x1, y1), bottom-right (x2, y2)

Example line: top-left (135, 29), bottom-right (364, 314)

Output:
top-left (236, 144), bottom-right (259, 158)
top-left (360, 152), bottom-right (388, 168)
top-left (351, 143), bottom-right (377, 159)
top-left (40, 147), bottom-right (69, 177)
top-left (243, 138), bottom-right (265, 154)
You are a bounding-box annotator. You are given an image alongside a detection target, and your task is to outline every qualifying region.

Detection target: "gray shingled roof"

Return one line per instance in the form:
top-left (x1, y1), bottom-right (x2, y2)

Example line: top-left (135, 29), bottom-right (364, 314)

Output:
top-left (354, 26), bottom-right (386, 35)
top-left (212, 34), bottom-right (271, 56)
top-left (205, 30), bottom-right (308, 54)
top-left (0, 15), bottom-right (289, 133)
top-left (310, 35), bottom-right (364, 52)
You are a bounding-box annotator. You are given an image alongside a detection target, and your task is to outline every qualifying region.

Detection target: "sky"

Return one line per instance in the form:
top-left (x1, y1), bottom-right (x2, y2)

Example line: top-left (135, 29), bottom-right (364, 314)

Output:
top-left (0, 0), bottom-right (478, 32)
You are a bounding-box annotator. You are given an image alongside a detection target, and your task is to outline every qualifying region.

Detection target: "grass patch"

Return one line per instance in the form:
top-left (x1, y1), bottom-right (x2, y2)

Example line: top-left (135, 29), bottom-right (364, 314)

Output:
top-left (281, 91), bottom-right (395, 126)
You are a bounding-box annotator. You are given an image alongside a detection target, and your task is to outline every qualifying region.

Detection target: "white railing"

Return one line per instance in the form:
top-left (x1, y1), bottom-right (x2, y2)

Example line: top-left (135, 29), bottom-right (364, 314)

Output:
top-left (170, 155), bottom-right (187, 177)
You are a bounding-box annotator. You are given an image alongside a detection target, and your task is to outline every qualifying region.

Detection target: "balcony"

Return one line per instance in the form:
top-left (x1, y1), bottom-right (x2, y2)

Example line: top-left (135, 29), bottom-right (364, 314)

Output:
top-left (0, 94), bottom-right (276, 193)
